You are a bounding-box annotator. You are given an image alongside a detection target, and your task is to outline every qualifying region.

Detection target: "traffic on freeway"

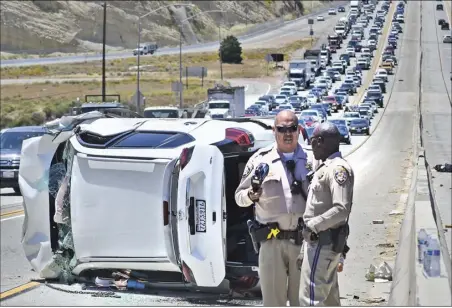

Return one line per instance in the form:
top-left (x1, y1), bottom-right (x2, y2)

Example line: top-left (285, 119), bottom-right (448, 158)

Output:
top-left (1, 0), bottom-right (451, 306)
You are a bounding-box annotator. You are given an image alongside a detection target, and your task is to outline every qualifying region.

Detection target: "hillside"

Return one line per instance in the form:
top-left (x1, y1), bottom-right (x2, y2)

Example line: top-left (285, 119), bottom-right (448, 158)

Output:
top-left (0, 0), bottom-right (332, 55)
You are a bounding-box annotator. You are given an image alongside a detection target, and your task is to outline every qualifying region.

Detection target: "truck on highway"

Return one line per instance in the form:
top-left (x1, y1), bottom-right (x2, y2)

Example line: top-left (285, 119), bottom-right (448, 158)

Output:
top-left (288, 60), bottom-right (315, 90)
top-left (133, 42), bottom-right (158, 56)
top-left (304, 49), bottom-right (322, 76)
top-left (350, 0), bottom-right (361, 10)
top-left (205, 84), bottom-right (245, 119)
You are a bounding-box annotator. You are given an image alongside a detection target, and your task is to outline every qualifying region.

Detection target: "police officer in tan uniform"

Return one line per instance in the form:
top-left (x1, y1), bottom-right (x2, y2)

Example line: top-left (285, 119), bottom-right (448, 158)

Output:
top-left (299, 122), bottom-right (354, 306)
top-left (235, 110), bottom-right (310, 306)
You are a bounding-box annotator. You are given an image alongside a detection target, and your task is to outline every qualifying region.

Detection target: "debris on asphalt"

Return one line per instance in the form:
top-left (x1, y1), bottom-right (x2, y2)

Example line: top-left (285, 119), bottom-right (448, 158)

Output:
top-left (434, 163), bottom-right (452, 173)
top-left (365, 264), bottom-right (376, 281)
top-left (389, 210), bottom-right (403, 216)
top-left (376, 243), bottom-right (395, 248)
top-left (365, 262), bottom-right (393, 282)
top-left (360, 297), bottom-right (386, 304)
top-left (372, 219), bottom-right (384, 224)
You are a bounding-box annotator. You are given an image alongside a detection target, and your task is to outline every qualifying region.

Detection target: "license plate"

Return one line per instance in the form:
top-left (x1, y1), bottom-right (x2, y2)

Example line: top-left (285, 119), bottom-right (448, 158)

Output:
top-left (2, 171), bottom-right (15, 178)
top-left (356, 129), bottom-right (361, 132)
top-left (195, 200), bottom-right (207, 233)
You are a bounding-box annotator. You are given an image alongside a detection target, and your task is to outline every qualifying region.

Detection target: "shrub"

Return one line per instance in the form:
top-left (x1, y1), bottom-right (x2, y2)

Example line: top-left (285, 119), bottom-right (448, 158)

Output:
top-left (220, 35), bottom-right (243, 64)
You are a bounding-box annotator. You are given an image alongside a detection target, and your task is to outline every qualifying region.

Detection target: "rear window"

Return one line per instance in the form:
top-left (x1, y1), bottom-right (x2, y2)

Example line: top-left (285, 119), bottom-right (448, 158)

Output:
top-left (113, 132), bottom-right (195, 149)
top-left (144, 109), bottom-right (179, 118)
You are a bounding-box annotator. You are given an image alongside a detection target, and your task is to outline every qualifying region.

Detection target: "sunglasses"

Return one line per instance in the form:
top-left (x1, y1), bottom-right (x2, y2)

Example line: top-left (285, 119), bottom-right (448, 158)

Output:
top-left (276, 125), bottom-right (298, 134)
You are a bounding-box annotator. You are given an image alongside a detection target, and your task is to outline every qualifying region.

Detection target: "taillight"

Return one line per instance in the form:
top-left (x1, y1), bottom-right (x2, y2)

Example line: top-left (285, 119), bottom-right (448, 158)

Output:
top-left (179, 147), bottom-right (194, 170)
top-left (225, 128), bottom-right (253, 146)
top-left (181, 261), bottom-right (197, 285)
top-left (163, 201), bottom-right (169, 226)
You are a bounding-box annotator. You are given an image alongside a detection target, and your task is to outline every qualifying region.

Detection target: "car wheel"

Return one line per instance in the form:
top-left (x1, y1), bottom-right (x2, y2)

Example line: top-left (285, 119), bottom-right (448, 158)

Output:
top-left (366, 130), bottom-right (370, 136)
top-left (346, 140), bottom-right (351, 145)
top-left (13, 187), bottom-right (21, 194)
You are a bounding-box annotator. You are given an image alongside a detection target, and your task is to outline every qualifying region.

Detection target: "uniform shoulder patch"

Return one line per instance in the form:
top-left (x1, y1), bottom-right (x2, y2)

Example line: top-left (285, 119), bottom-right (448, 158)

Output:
top-left (242, 163), bottom-right (254, 179)
top-left (333, 166), bottom-right (349, 185)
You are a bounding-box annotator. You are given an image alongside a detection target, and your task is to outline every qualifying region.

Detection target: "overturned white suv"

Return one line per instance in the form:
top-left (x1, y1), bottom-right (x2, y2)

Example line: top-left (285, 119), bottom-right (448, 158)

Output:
top-left (20, 114), bottom-right (305, 290)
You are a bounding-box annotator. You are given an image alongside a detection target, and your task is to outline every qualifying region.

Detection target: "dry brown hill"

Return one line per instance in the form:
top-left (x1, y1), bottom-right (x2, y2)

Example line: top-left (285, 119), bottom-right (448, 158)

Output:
top-left (0, 0), bottom-right (331, 55)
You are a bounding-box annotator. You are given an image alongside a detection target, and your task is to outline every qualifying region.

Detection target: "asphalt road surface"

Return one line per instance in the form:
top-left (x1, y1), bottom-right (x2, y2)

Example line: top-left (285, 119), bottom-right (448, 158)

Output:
top-left (0, 1), bottom-right (435, 306)
top-left (419, 0), bottom-right (452, 257)
top-left (0, 2), bottom-right (348, 68)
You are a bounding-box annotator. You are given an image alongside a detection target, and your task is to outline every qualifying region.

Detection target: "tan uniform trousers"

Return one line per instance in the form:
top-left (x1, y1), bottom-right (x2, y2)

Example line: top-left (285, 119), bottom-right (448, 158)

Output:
top-left (259, 239), bottom-right (302, 306)
top-left (299, 243), bottom-right (341, 306)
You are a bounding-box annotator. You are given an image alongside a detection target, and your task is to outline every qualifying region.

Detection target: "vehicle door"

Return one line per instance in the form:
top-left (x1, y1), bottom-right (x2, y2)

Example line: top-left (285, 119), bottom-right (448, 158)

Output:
top-left (19, 130), bottom-right (75, 277)
top-left (177, 145), bottom-right (226, 287)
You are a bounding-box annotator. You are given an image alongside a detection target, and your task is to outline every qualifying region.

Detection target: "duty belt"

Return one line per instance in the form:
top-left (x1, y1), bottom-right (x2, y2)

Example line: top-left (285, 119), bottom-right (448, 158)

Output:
top-left (253, 222), bottom-right (303, 244)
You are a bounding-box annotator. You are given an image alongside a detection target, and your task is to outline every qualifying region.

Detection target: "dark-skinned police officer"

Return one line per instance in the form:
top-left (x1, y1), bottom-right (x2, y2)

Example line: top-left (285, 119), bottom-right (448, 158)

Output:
top-left (235, 110), bottom-right (309, 306)
top-left (299, 122), bottom-right (354, 306)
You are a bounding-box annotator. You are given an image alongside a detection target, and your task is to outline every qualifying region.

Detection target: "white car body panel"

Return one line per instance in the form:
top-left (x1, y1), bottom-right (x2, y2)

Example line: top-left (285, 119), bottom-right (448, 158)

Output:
top-left (176, 145), bottom-right (226, 287)
top-left (19, 116), bottom-right (282, 285)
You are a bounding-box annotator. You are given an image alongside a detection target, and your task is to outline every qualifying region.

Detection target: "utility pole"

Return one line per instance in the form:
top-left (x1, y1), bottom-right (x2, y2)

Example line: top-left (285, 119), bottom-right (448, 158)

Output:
top-left (219, 25), bottom-right (223, 80)
top-left (136, 20), bottom-right (141, 114)
top-left (179, 24), bottom-right (183, 109)
top-left (102, 1), bottom-right (107, 102)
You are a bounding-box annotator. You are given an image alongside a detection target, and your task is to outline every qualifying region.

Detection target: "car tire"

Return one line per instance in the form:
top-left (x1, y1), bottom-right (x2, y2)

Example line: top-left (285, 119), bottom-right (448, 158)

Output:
top-left (346, 140), bottom-right (351, 145)
top-left (366, 130), bottom-right (370, 136)
top-left (13, 187), bottom-right (21, 194)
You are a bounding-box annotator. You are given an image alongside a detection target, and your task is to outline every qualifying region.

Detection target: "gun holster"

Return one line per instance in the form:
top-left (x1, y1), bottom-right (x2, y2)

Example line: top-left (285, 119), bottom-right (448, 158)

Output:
top-left (247, 219), bottom-right (261, 254)
top-left (331, 224), bottom-right (349, 254)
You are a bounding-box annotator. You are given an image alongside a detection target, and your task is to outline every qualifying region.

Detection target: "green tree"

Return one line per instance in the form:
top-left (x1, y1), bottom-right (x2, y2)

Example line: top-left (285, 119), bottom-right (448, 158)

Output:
top-left (219, 35), bottom-right (243, 64)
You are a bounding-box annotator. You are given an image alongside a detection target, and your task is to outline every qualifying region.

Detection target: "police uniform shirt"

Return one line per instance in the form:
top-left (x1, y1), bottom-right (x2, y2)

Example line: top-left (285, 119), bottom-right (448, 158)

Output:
top-left (234, 143), bottom-right (310, 231)
top-left (303, 151), bottom-right (354, 234)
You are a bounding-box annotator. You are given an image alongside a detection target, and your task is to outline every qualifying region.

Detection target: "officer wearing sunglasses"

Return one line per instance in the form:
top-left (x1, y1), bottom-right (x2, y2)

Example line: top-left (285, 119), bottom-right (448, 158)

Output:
top-left (235, 110), bottom-right (310, 306)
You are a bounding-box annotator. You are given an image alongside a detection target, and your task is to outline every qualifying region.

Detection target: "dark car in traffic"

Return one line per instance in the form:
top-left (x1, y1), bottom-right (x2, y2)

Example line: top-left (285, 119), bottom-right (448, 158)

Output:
top-left (1, 126), bottom-right (48, 194)
top-left (339, 54), bottom-right (351, 66)
top-left (258, 95), bottom-right (276, 110)
top-left (244, 106), bottom-right (262, 117)
top-left (337, 124), bottom-right (351, 144)
top-left (365, 90), bottom-right (384, 107)
top-left (372, 78), bottom-right (387, 93)
top-left (305, 126), bottom-right (317, 145)
top-left (349, 118), bottom-right (371, 135)
top-left (321, 103), bottom-right (332, 116)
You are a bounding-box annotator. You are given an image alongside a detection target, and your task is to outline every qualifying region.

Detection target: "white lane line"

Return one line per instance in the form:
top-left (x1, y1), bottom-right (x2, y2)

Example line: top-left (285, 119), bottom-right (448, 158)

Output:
top-left (1, 214), bottom-right (24, 222)
top-left (265, 83), bottom-right (272, 95)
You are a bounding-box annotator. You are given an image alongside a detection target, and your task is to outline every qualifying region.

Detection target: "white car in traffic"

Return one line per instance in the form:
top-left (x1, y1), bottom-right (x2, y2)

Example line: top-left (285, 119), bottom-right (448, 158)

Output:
top-left (317, 15), bottom-right (325, 21)
top-left (19, 115), bottom-right (289, 290)
top-left (275, 94), bottom-right (288, 105)
top-left (300, 109), bottom-right (322, 122)
top-left (374, 68), bottom-right (388, 82)
top-left (254, 100), bottom-right (270, 113)
top-left (343, 112), bottom-right (361, 126)
top-left (280, 86), bottom-right (297, 96)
